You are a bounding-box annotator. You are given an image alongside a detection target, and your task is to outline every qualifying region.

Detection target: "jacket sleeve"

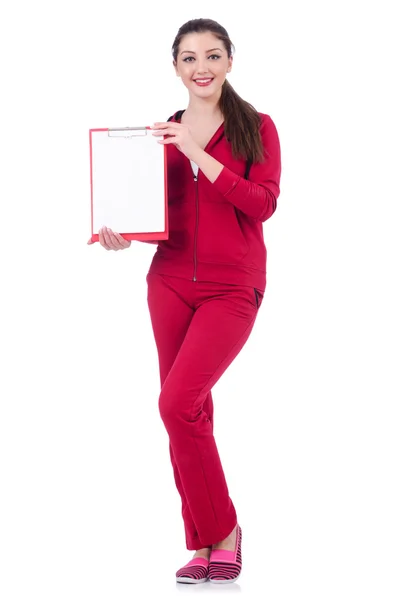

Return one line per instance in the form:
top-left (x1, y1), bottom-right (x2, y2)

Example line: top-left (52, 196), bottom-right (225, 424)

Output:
top-left (211, 114), bottom-right (281, 222)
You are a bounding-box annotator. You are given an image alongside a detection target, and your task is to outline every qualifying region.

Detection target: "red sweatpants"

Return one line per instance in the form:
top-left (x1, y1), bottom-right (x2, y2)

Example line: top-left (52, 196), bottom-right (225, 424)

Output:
top-left (146, 272), bottom-right (264, 550)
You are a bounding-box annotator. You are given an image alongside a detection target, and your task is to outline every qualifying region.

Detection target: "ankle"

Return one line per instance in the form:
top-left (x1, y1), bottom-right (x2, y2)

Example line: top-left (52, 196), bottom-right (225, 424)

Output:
top-left (212, 524), bottom-right (237, 549)
top-left (193, 547), bottom-right (211, 559)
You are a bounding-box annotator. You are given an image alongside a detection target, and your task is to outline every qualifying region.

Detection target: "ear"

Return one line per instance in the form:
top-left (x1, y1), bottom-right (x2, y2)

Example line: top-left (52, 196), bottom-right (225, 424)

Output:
top-left (173, 60), bottom-right (180, 77)
top-left (227, 56), bottom-right (233, 73)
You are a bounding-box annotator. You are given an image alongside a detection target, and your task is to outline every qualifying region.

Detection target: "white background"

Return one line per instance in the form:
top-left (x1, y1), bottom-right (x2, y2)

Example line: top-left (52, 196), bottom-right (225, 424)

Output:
top-left (1, 1), bottom-right (396, 599)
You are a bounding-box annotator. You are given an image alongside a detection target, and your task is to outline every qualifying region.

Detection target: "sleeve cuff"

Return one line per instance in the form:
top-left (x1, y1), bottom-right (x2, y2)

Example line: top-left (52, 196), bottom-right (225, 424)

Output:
top-left (212, 166), bottom-right (240, 197)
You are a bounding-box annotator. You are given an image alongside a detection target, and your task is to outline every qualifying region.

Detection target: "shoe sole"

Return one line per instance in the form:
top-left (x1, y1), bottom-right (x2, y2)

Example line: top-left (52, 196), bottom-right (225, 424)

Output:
top-left (210, 574), bottom-right (241, 584)
top-left (176, 576), bottom-right (208, 584)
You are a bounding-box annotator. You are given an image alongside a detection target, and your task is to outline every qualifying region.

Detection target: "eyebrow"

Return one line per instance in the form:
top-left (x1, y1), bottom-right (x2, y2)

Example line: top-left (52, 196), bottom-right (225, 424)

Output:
top-left (180, 48), bottom-right (224, 55)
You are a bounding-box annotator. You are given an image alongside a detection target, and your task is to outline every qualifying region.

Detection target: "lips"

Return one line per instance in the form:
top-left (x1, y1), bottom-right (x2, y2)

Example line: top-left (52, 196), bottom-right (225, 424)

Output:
top-left (194, 78), bottom-right (214, 86)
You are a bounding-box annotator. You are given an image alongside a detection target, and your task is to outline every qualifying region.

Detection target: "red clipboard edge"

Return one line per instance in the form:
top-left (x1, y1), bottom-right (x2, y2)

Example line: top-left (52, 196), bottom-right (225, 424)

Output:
top-left (89, 126), bottom-right (169, 243)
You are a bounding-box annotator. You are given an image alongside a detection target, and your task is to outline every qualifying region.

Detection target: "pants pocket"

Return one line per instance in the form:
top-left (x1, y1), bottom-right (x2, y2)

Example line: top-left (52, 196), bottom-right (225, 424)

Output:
top-left (254, 288), bottom-right (264, 309)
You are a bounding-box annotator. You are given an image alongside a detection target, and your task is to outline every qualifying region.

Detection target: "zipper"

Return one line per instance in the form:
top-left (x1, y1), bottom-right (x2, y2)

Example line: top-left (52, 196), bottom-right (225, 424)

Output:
top-left (193, 172), bottom-right (198, 281)
top-left (190, 128), bottom-right (223, 282)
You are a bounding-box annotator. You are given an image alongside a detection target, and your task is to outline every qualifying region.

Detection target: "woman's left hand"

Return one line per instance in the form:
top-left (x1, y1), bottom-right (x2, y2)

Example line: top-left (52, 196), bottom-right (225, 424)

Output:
top-left (151, 122), bottom-right (200, 160)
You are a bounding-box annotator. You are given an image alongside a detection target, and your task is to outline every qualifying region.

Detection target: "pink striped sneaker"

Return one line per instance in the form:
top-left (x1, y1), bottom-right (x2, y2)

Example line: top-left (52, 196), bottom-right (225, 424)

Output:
top-left (208, 524), bottom-right (242, 584)
top-left (176, 556), bottom-right (209, 584)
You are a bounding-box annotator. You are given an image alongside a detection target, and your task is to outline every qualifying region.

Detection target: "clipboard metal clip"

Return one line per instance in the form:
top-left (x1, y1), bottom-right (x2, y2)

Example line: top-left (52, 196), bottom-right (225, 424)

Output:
top-left (108, 127), bottom-right (148, 138)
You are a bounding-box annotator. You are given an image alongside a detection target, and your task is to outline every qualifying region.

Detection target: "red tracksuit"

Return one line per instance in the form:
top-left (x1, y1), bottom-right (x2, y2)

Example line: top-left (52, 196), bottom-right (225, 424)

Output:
top-left (146, 109), bottom-right (281, 550)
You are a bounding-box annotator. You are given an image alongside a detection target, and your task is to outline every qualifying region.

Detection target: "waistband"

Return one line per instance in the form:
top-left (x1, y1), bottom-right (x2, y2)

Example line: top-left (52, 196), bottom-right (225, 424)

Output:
top-left (148, 253), bottom-right (266, 292)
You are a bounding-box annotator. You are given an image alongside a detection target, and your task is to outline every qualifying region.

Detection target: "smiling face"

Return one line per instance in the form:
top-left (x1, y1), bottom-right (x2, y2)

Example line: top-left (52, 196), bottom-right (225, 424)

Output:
top-left (173, 31), bottom-right (233, 99)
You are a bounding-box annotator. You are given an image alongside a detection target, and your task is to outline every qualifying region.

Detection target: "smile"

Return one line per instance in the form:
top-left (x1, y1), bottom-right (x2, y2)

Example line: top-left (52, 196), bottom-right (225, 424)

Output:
top-left (194, 78), bottom-right (214, 86)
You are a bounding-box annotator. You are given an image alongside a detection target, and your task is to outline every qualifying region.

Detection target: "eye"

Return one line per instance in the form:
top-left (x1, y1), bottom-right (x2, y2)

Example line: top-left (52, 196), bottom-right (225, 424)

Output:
top-left (182, 54), bottom-right (221, 62)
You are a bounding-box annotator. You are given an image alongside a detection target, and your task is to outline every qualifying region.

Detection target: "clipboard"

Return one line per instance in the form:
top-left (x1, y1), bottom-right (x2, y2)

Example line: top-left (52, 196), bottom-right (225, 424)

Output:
top-left (89, 126), bottom-right (169, 243)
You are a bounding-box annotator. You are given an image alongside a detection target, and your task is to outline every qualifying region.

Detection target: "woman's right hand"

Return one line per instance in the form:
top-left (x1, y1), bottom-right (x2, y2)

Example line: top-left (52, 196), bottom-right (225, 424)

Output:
top-left (87, 226), bottom-right (131, 251)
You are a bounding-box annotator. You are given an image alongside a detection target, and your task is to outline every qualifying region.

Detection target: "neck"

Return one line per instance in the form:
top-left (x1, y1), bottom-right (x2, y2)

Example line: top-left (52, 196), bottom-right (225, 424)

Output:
top-left (185, 90), bottom-right (223, 120)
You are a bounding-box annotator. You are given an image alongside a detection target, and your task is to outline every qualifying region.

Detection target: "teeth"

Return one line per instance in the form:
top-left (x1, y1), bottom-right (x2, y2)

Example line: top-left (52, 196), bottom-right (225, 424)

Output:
top-left (195, 78), bottom-right (212, 82)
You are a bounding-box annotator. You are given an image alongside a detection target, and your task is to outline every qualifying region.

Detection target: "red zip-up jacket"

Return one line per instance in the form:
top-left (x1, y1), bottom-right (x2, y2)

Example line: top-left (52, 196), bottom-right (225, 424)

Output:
top-left (147, 109), bottom-right (282, 292)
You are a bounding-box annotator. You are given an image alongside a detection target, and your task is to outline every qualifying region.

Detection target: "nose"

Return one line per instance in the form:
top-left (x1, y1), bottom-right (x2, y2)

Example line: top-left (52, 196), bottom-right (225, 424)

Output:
top-left (195, 58), bottom-right (210, 74)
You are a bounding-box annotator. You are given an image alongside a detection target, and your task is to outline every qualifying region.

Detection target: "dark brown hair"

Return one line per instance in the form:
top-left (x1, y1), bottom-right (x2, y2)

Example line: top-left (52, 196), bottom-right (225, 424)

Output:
top-left (171, 18), bottom-right (266, 165)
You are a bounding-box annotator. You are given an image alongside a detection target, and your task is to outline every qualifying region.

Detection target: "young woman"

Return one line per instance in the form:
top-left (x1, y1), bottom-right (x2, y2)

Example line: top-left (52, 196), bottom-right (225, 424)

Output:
top-left (88, 18), bottom-right (281, 585)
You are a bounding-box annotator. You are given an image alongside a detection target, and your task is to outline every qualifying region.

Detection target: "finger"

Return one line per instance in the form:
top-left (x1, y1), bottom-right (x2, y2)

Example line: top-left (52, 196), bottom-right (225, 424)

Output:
top-left (102, 227), bottom-right (118, 250)
top-left (158, 137), bottom-right (178, 144)
top-left (99, 227), bottom-right (111, 250)
top-left (151, 127), bottom-right (170, 136)
top-left (152, 123), bottom-right (181, 132)
top-left (154, 121), bottom-right (183, 127)
top-left (113, 232), bottom-right (131, 248)
top-left (107, 230), bottom-right (128, 250)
